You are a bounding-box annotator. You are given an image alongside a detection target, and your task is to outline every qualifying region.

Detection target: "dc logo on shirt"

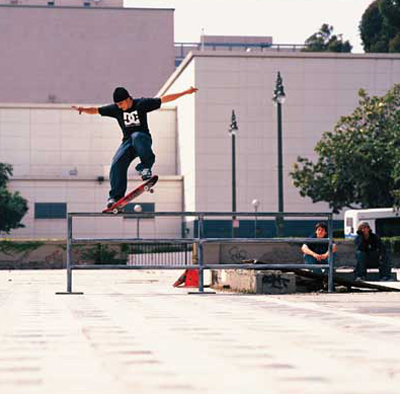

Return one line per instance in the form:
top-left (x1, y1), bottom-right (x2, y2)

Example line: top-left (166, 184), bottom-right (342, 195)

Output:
top-left (124, 111), bottom-right (140, 127)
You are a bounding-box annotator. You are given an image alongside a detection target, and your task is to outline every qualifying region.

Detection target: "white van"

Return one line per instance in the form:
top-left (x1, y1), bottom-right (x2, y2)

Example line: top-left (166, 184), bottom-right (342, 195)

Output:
top-left (344, 208), bottom-right (400, 238)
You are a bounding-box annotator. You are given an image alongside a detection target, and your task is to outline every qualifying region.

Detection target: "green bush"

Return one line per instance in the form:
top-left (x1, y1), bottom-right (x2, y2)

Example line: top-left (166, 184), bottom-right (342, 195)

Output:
top-left (80, 244), bottom-right (122, 265)
top-left (0, 240), bottom-right (45, 256)
top-left (77, 243), bottom-right (193, 265)
top-left (382, 237), bottom-right (400, 256)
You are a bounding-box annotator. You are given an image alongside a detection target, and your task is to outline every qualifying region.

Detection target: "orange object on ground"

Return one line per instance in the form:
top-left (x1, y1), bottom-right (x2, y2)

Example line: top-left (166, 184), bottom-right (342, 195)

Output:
top-left (173, 269), bottom-right (199, 288)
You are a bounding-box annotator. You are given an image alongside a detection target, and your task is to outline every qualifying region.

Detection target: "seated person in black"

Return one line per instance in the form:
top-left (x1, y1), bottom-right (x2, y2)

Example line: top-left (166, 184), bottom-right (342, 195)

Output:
top-left (354, 222), bottom-right (391, 281)
top-left (301, 222), bottom-right (337, 273)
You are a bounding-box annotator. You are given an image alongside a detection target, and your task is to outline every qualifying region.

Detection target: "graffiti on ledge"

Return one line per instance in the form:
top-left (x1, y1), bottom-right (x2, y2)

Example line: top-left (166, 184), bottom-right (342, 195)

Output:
top-left (262, 273), bottom-right (291, 290)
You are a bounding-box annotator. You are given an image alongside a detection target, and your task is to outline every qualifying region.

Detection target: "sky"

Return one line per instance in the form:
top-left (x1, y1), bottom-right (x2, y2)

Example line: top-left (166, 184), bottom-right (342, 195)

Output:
top-left (124, 0), bottom-right (374, 53)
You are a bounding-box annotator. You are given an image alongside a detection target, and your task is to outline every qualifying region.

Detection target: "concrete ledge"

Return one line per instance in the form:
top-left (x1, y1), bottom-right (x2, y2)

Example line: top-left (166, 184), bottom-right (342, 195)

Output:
top-left (212, 268), bottom-right (399, 295)
top-left (214, 269), bottom-right (297, 294)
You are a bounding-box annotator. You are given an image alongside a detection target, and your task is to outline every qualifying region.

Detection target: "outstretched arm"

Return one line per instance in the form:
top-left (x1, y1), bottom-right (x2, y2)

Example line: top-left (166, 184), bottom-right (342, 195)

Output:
top-left (71, 106), bottom-right (99, 115)
top-left (160, 86), bottom-right (198, 104)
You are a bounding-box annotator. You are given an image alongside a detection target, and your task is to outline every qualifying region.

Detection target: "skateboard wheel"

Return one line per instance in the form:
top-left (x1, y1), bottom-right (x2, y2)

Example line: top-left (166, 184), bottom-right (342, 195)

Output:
top-left (149, 188), bottom-right (154, 194)
top-left (144, 185), bottom-right (149, 191)
top-left (112, 208), bottom-right (119, 214)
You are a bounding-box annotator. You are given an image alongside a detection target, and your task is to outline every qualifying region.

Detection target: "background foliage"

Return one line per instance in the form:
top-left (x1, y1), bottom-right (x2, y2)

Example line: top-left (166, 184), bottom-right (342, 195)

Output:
top-left (291, 84), bottom-right (400, 213)
top-left (360, 0), bottom-right (400, 52)
top-left (303, 24), bottom-right (352, 52)
top-left (0, 163), bottom-right (29, 234)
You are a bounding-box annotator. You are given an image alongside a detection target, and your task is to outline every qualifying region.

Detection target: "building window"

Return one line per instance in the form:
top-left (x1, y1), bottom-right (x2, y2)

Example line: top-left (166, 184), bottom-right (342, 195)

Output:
top-left (124, 203), bottom-right (155, 218)
top-left (83, 1), bottom-right (91, 6)
top-left (47, 1), bottom-right (55, 5)
top-left (35, 203), bottom-right (67, 219)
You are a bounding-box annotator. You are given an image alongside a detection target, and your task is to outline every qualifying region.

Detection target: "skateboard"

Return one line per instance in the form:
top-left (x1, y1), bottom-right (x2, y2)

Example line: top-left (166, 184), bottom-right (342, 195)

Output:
top-left (102, 175), bottom-right (158, 214)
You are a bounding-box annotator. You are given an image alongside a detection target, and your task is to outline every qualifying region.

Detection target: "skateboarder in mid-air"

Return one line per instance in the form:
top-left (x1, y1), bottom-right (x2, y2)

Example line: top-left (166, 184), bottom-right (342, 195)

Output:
top-left (72, 86), bottom-right (198, 208)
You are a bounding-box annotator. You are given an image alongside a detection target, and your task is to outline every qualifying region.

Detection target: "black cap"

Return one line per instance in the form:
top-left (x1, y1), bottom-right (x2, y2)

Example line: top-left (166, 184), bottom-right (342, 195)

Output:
top-left (113, 87), bottom-right (130, 103)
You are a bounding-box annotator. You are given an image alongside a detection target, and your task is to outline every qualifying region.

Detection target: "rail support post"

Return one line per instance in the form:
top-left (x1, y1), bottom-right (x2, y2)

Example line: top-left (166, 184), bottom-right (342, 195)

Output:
top-left (188, 239), bottom-right (215, 295)
top-left (56, 213), bottom-right (84, 295)
top-left (327, 215), bottom-right (335, 293)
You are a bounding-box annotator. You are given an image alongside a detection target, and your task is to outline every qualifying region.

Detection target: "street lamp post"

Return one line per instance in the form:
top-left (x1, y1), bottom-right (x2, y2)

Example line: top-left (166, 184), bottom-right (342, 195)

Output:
top-left (252, 199), bottom-right (260, 238)
top-left (229, 110), bottom-right (238, 238)
top-left (272, 72), bottom-right (286, 237)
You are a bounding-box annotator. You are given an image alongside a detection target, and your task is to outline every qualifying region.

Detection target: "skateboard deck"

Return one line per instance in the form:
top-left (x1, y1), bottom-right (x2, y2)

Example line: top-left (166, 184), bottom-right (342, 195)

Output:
top-left (102, 175), bottom-right (158, 214)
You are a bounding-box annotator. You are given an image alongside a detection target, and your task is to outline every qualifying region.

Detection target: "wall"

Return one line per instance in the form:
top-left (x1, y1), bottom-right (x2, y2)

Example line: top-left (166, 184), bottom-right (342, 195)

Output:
top-left (0, 0), bottom-right (124, 8)
top-left (0, 104), bottom-right (177, 178)
top-left (203, 240), bottom-right (400, 268)
top-left (159, 51), bottom-right (400, 217)
top-left (0, 5), bottom-right (174, 103)
top-left (0, 103), bottom-right (182, 238)
top-left (8, 177), bottom-right (182, 239)
top-left (0, 0), bottom-right (123, 5)
top-left (161, 60), bottom-right (197, 211)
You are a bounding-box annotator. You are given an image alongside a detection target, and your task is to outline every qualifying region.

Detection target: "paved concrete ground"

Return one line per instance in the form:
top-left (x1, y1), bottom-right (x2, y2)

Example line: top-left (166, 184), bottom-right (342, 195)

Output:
top-left (1, 269), bottom-right (400, 394)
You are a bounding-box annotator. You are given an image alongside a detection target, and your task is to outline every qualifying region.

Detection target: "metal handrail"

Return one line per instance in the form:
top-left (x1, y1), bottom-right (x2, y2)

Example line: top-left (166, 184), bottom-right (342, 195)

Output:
top-left (61, 211), bottom-right (334, 294)
top-left (71, 237), bottom-right (331, 244)
top-left (69, 211), bottom-right (330, 217)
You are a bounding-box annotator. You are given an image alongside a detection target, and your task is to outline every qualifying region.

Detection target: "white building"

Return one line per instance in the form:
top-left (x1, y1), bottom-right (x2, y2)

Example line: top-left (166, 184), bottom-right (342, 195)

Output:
top-left (1, 103), bottom-right (183, 239)
top-left (1, 0), bottom-right (399, 239)
top-left (3, 49), bottom-right (400, 239)
top-left (0, 1), bottom-right (174, 102)
top-left (158, 50), bottom-right (400, 236)
top-left (0, 1), bottom-right (178, 240)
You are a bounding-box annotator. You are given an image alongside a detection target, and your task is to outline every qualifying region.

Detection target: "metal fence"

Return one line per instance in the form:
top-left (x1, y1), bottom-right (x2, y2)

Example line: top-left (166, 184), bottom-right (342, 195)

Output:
top-left (127, 244), bottom-right (193, 266)
top-left (57, 211), bottom-right (334, 295)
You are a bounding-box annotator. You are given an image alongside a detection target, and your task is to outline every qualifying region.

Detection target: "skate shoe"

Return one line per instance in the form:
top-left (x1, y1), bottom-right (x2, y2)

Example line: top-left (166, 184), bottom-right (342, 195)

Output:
top-left (140, 168), bottom-right (152, 181)
top-left (107, 198), bottom-right (116, 208)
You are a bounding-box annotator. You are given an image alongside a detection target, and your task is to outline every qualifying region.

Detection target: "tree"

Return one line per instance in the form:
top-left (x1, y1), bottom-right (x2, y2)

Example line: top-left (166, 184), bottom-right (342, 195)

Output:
top-left (360, 0), bottom-right (400, 53)
top-left (0, 163), bottom-right (29, 234)
top-left (303, 24), bottom-right (352, 53)
top-left (380, 0), bottom-right (400, 32)
top-left (290, 84), bottom-right (400, 213)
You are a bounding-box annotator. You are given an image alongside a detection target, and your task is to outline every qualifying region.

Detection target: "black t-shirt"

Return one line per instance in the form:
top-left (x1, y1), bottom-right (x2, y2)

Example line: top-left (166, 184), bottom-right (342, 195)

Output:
top-left (354, 232), bottom-right (384, 254)
top-left (304, 234), bottom-right (329, 254)
top-left (98, 97), bottom-right (161, 141)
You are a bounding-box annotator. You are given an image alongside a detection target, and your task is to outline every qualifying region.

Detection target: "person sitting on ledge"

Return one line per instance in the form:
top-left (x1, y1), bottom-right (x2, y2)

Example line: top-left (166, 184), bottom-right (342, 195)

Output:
top-left (354, 222), bottom-right (391, 281)
top-left (301, 222), bottom-right (337, 273)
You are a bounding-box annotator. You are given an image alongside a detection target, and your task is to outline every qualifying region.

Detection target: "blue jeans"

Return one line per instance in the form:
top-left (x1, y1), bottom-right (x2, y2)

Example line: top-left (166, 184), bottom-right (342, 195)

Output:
top-left (109, 132), bottom-right (155, 200)
top-left (355, 250), bottom-right (391, 279)
top-left (304, 253), bottom-right (336, 274)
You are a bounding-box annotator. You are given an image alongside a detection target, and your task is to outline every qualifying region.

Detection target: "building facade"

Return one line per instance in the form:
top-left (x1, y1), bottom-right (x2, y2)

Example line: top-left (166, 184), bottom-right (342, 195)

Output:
top-left (0, 2), bottom-right (174, 103)
top-left (0, 0), bottom-right (123, 6)
top-left (3, 50), bottom-right (400, 239)
top-left (1, 103), bottom-right (182, 239)
top-left (158, 50), bottom-right (400, 235)
top-left (2, 1), bottom-right (400, 239)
